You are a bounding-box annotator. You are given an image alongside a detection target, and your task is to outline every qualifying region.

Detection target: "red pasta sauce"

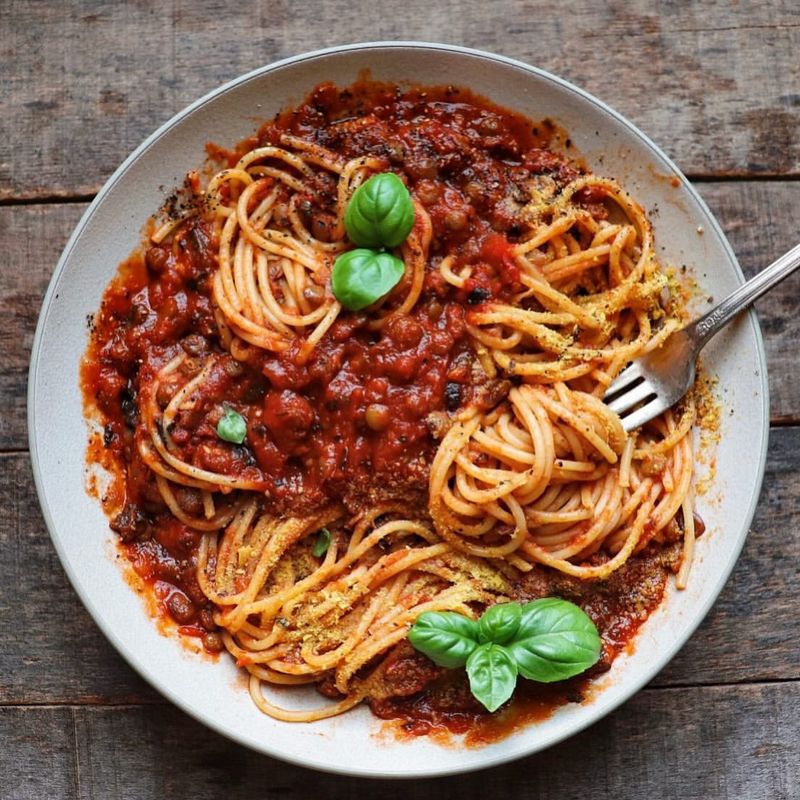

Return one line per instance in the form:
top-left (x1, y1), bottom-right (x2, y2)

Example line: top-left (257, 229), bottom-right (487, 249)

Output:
top-left (82, 81), bottom-right (691, 741)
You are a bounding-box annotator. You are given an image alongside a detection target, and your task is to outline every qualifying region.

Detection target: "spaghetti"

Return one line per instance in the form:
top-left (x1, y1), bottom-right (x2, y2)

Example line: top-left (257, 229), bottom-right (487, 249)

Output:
top-left (83, 81), bottom-right (702, 735)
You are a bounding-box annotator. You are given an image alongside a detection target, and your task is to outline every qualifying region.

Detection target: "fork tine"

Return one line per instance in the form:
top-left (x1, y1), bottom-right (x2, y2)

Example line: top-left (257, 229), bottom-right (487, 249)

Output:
top-left (603, 363), bottom-right (642, 399)
top-left (605, 379), bottom-right (657, 415)
top-left (620, 397), bottom-right (669, 432)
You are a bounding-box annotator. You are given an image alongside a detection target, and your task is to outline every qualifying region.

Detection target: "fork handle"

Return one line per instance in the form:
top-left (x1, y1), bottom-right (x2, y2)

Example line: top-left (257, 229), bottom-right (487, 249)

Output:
top-left (688, 241), bottom-right (800, 346)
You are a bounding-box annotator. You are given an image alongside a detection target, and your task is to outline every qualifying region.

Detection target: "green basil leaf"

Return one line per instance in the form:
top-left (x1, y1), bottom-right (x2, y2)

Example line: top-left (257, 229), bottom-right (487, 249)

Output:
top-left (507, 598), bottom-right (601, 683)
top-left (408, 611), bottom-right (480, 669)
top-left (344, 172), bottom-right (415, 249)
top-left (478, 601), bottom-right (522, 644)
top-left (331, 248), bottom-right (405, 311)
top-left (216, 408), bottom-right (247, 444)
top-left (312, 528), bottom-right (331, 557)
top-left (466, 643), bottom-right (518, 713)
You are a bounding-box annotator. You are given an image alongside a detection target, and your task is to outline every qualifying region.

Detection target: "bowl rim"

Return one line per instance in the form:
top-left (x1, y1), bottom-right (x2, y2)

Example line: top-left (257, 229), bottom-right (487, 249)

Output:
top-left (27, 40), bottom-right (770, 778)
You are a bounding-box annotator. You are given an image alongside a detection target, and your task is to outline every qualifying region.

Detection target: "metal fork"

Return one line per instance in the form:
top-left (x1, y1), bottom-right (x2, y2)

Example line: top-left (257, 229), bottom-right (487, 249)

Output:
top-left (604, 242), bottom-right (800, 431)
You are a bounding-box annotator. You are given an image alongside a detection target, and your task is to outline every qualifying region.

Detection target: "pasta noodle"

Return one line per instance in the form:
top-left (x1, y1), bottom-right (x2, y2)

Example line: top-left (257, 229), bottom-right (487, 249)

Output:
top-left (83, 81), bottom-right (703, 732)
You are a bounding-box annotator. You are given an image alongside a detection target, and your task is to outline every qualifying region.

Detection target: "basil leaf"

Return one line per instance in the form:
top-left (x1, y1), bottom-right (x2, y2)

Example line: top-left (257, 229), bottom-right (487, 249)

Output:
top-left (478, 601), bottom-right (522, 644)
top-left (344, 172), bottom-right (415, 249)
top-left (466, 643), bottom-right (518, 713)
top-left (312, 528), bottom-right (331, 557)
top-left (331, 248), bottom-right (405, 311)
top-left (216, 408), bottom-right (247, 444)
top-left (507, 598), bottom-right (601, 683)
top-left (408, 611), bottom-right (480, 669)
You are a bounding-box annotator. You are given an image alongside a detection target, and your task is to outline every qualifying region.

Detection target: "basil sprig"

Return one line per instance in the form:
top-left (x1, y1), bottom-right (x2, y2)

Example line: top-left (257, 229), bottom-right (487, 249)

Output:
top-left (312, 528), bottom-right (331, 557)
top-left (331, 248), bottom-right (405, 311)
top-left (478, 601), bottom-right (522, 644)
top-left (344, 172), bottom-right (415, 249)
top-left (216, 408), bottom-right (247, 444)
top-left (409, 598), bottom-right (601, 712)
top-left (407, 611), bottom-right (479, 669)
top-left (466, 643), bottom-right (518, 712)
top-left (331, 172), bottom-right (415, 311)
top-left (507, 597), bottom-right (602, 683)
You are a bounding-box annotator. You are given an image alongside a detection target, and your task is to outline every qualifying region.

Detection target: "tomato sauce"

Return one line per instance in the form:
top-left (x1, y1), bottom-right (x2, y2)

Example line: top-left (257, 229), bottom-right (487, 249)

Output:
top-left (82, 81), bottom-right (682, 740)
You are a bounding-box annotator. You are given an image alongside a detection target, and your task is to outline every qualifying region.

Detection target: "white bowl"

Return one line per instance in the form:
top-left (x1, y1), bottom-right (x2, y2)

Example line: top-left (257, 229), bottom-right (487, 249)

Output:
top-left (28, 42), bottom-right (769, 778)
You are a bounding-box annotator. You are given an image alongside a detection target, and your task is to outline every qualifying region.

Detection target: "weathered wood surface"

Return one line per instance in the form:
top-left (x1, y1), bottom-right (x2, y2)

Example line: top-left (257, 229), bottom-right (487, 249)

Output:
top-left (1, 683), bottom-right (798, 799)
top-left (1, 0), bottom-right (800, 202)
top-left (3, 0), bottom-right (800, 796)
top-left (697, 182), bottom-right (800, 424)
top-left (0, 203), bottom-right (84, 451)
top-left (3, 181), bottom-right (798, 454)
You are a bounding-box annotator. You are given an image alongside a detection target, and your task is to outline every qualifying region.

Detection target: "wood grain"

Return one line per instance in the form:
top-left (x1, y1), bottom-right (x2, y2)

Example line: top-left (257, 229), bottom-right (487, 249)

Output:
top-left (654, 422), bottom-right (800, 687)
top-left (2, 1), bottom-right (800, 200)
top-left (0, 453), bottom-right (156, 705)
top-left (0, 707), bottom-right (77, 799)
top-left (1, 683), bottom-right (786, 799)
top-left (0, 203), bottom-right (85, 450)
top-left (2, 425), bottom-right (797, 705)
top-left (695, 181), bottom-right (800, 423)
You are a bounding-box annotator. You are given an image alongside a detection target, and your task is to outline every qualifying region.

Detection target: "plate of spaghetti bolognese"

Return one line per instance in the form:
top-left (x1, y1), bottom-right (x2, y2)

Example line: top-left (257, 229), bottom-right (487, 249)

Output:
top-left (28, 42), bottom-right (768, 776)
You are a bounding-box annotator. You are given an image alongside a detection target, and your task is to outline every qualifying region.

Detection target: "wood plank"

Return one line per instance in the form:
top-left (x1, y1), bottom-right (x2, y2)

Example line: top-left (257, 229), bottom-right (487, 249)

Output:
top-left (66, 682), bottom-right (798, 798)
top-left (2, 684), bottom-right (796, 798)
top-left (2, 427), bottom-right (798, 705)
top-left (0, 707), bottom-right (77, 798)
top-left (654, 422), bottom-right (800, 686)
top-left (2, 1), bottom-right (799, 200)
top-left (5, 181), bottom-right (798, 454)
top-left (695, 181), bottom-right (800, 423)
top-left (0, 453), bottom-right (157, 705)
top-left (0, 202), bottom-right (86, 450)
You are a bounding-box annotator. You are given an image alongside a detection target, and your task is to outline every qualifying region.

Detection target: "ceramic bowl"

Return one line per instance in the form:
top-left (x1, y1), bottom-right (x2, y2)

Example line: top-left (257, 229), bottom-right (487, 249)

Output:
top-left (28, 42), bottom-right (769, 777)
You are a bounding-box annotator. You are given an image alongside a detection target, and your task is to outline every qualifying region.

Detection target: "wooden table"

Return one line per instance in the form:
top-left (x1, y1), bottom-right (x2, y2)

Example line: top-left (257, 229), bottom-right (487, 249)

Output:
top-left (2, 2), bottom-right (799, 797)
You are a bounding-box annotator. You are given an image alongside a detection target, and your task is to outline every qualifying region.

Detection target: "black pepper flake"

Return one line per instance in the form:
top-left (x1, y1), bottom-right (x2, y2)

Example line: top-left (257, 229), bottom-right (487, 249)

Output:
top-left (444, 382), bottom-right (463, 411)
top-left (103, 424), bottom-right (115, 448)
top-left (467, 287), bottom-right (491, 305)
top-left (566, 688), bottom-right (584, 704)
